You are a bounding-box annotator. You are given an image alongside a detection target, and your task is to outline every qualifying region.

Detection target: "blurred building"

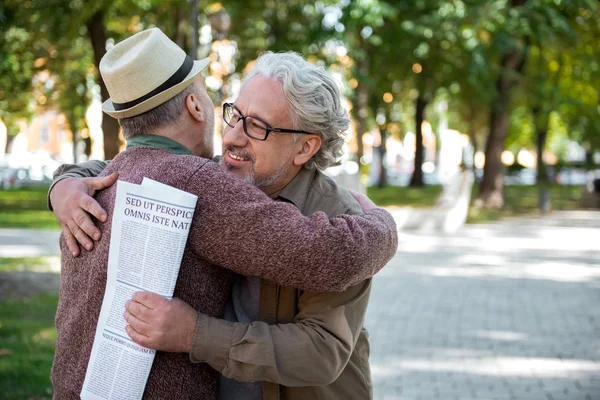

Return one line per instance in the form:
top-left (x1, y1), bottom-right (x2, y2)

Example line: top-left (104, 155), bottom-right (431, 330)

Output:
top-left (24, 111), bottom-right (74, 161)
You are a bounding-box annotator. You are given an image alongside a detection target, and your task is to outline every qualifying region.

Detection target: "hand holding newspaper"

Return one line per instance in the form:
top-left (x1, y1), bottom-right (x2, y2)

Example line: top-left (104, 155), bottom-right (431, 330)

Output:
top-left (80, 178), bottom-right (197, 400)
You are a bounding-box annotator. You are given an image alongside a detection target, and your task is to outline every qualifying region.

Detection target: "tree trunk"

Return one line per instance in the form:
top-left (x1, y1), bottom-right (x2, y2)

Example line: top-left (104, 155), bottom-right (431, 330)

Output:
top-left (5, 132), bottom-right (16, 153)
top-left (376, 126), bottom-right (387, 188)
top-left (83, 136), bottom-right (92, 158)
top-left (355, 86), bottom-right (368, 163)
top-left (477, 0), bottom-right (528, 208)
top-left (479, 98), bottom-right (509, 207)
top-left (536, 127), bottom-right (550, 213)
top-left (533, 108), bottom-right (548, 184)
top-left (467, 107), bottom-right (478, 171)
top-left (478, 53), bottom-right (526, 207)
top-left (354, 58), bottom-right (370, 163)
top-left (410, 94), bottom-right (427, 187)
top-left (175, 7), bottom-right (186, 49)
top-left (72, 131), bottom-right (79, 163)
top-left (189, 0), bottom-right (199, 57)
top-left (533, 41), bottom-right (561, 185)
top-left (585, 149), bottom-right (593, 165)
top-left (87, 9), bottom-right (122, 160)
top-left (531, 103), bottom-right (552, 213)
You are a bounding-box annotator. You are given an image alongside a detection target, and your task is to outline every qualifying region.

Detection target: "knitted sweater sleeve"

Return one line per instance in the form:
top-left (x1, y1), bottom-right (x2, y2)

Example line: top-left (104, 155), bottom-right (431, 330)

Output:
top-left (184, 161), bottom-right (398, 292)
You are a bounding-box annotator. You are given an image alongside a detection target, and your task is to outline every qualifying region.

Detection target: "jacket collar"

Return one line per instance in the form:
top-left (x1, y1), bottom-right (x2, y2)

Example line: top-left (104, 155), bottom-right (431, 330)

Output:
top-left (275, 167), bottom-right (317, 211)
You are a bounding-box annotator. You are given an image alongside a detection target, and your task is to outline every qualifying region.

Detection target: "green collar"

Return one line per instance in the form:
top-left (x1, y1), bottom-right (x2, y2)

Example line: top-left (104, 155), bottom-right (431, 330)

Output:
top-left (126, 135), bottom-right (193, 156)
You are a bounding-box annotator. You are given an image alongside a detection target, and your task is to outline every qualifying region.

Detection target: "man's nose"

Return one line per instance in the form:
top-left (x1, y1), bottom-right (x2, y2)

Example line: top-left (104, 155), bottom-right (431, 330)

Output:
top-left (222, 123), bottom-right (249, 147)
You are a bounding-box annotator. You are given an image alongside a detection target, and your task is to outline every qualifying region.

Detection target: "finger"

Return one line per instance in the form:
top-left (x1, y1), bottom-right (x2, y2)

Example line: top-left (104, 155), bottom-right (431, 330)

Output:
top-left (125, 325), bottom-right (150, 347)
top-left (79, 194), bottom-right (108, 225)
top-left (131, 291), bottom-right (161, 309)
top-left (72, 206), bottom-right (102, 240)
top-left (66, 219), bottom-right (94, 251)
top-left (85, 172), bottom-right (118, 191)
top-left (123, 310), bottom-right (149, 335)
top-left (62, 227), bottom-right (81, 257)
top-left (125, 299), bottom-right (152, 322)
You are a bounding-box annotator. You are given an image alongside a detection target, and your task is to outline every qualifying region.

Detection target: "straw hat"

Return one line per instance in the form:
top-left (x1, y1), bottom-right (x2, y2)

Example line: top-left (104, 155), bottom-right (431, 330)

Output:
top-left (100, 28), bottom-right (210, 119)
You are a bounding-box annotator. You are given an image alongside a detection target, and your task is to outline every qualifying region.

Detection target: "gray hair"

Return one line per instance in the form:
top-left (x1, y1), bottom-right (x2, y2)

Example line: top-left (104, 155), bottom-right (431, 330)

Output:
top-left (242, 52), bottom-right (349, 171)
top-left (119, 83), bottom-right (198, 138)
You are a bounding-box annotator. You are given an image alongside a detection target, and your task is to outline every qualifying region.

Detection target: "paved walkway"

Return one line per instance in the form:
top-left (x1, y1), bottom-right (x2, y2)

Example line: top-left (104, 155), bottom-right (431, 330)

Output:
top-left (0, 228), bottom-right (60, 257)
top-left (1, 211), bottom-right (599, 399)
top-left (367, 211), bottom-right (600, 400)
top-left (0, 229), bottom-right (61, 299)
top-left (387, 170), bottom-right (475, 234)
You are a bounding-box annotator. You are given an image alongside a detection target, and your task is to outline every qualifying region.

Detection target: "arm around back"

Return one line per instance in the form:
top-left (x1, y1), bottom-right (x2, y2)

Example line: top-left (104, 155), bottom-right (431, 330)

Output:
top-left (48, 160), bottom-right (111, 211)
top-left (185, 161), bottom-right (398, 292)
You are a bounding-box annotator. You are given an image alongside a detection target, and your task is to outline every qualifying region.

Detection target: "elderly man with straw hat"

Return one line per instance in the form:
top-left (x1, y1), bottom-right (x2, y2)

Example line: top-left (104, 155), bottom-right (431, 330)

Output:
top-left (50, 28), bottom-right (398, 399)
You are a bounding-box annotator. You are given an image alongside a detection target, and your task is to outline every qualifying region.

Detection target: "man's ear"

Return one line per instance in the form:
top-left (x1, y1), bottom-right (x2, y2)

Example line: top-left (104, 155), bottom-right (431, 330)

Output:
top-left (293, 135), bottom-right (322, 167)
top-left (185, 94), bottom-right (205, 122)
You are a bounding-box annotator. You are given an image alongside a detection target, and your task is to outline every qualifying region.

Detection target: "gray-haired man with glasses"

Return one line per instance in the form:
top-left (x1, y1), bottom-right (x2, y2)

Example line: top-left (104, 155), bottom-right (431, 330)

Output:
top-left (50, 51), bottom-right (383, 400)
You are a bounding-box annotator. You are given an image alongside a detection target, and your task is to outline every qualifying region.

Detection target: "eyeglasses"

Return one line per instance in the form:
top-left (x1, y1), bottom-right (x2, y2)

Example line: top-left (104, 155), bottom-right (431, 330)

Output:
top-left (222, 102), bottom-right (312, 141)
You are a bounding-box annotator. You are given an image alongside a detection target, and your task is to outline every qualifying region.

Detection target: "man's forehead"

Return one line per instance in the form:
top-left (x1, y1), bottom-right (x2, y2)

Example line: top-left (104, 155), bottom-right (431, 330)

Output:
top-left (236, 75), bottom-right (290, 124)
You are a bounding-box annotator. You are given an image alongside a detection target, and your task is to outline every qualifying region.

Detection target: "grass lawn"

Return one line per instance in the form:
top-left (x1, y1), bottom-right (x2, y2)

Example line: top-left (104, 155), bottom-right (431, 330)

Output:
top-left (0, 255), bottom-right (60, 399)
top-left (0, 257), bottom-right (58, 273)
top-left (0, 187), bottom-right (60, 230)
top-left (467, 184), bottom-right (583, 223)
top-left (367, 185), bottom-right (443, 207)
top-left (0, 292), bottom-right (58, 400)
top-left (368, 183), bottom-right (584, 223)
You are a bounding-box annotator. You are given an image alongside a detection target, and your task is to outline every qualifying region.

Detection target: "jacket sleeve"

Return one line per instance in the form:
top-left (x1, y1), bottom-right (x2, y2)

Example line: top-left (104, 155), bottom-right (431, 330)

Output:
top-left (47, 160), bottom-right (111, 210)
top-left (185, 162), bottom-right (397, 292)
top-left (189, 280), bottom-right (371, 386)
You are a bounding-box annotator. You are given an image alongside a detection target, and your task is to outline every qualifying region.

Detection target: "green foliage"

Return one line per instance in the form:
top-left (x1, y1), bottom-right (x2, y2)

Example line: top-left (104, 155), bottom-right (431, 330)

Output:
top-left (0, 0), bottom-right (97, 141)
top-left (0, 292), bottom-right (58, 400)
top-left (0, 0), bottom-right (199, 154)
top-left (507, 106), bottom-right (535, 150)
top-left (554, 6), bottom-right (600, 151)
top-left (0, 2), bottom-right (43, 136)
top-left (501, 2), bottom-right (600, 163)
top-left (2, 0), bottom-right (598, 170)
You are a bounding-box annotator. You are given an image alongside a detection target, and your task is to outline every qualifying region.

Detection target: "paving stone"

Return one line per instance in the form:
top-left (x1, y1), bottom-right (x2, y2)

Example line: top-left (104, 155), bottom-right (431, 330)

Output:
top-left (369, 211), bottom-right (600, 399)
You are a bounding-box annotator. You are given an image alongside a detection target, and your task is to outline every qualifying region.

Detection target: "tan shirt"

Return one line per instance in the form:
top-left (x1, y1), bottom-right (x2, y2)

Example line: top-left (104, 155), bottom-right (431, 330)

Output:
top-left (190, 168), bottom-right (374, 400)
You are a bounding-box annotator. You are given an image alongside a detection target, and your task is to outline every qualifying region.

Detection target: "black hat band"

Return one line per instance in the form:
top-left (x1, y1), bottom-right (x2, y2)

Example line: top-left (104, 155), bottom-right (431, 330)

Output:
top-left (112, 55), bottom-right (195, 111)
